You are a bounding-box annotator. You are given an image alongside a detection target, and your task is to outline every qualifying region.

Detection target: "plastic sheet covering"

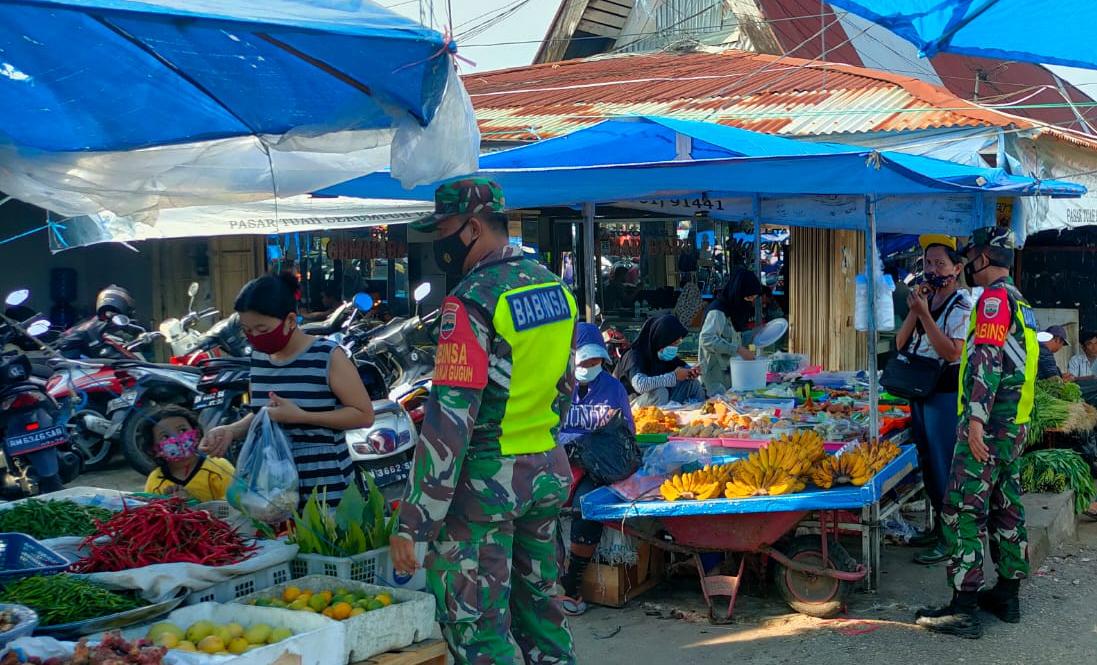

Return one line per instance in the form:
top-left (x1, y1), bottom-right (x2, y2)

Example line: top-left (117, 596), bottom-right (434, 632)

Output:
top-left (580, 444), bottom-right (919, 520)
top-left (51, 196), bottom-right (432, 251)
top-left (0, 1), bottom-right (479, 218)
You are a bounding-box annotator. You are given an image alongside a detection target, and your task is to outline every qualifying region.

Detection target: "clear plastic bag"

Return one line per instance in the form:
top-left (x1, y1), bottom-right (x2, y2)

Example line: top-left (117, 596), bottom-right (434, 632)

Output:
top-left (226, 408), bottom-right (299, 524)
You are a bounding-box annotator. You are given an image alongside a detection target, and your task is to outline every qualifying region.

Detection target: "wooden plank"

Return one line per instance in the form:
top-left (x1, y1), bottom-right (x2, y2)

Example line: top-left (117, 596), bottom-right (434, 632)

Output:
top-left (535, 0), bottom-right (591, 64)
top-left (582, 7), bottom-right (628, 29)
top-left (589, 0), bottom-right (632, 18)
top-left (577, 18), bottom-right (621, 37)
top-left (358, 640), bottom-right (447, 665)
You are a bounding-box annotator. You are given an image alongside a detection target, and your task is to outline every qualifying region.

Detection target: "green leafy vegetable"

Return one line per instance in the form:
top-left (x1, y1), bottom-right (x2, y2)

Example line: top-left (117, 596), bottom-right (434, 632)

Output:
top-left (289, 478), bottom-right (399, 556)
top-left (1019, 449), bottom-right (1097, 514)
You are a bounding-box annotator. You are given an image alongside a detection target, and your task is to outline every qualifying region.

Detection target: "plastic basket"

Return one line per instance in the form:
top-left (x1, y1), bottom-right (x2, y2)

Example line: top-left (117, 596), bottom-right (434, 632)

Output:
top-left (291, 549), bottom-right (385, 585)
top-left (182, 562), bottom-right (293, 605)
top-left (0, 533), bottom-right (68, 581)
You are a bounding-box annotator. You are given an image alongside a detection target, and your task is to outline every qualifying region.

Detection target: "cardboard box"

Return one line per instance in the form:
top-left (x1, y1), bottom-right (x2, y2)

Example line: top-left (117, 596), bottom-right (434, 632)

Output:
top-left (580, 542), bottom-right (665, 608)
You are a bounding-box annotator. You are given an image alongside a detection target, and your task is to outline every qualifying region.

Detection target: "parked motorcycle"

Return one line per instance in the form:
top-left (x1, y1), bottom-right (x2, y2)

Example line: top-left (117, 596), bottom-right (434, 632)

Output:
top-left (341, 285), bottom-right (436, 500)
top-left (0, 290), bottom-right (83, 497)
top-left (44, 316), bottom-right (163, 469)
top-left (160, 282), bottom-right (221, 361)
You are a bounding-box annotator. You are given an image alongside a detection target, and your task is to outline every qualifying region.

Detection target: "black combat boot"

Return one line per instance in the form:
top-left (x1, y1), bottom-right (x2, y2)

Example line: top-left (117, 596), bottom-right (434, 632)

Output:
top-left (977, 578), bottom-right (1020, 623)
top-left (916, 591), bottom-right (983, 639)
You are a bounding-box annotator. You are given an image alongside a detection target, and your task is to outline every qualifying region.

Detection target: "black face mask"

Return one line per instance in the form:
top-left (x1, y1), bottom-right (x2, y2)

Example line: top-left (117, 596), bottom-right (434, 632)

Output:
top-left (964, 254), bottom-right (986, 284)
top-left (433, 218), bottom-right (475, 278)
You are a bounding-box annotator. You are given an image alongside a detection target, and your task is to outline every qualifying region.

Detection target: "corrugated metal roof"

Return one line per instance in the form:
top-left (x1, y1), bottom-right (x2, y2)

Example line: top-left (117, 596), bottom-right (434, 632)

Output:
top-left (464, 49), bottom-right (1045, 142)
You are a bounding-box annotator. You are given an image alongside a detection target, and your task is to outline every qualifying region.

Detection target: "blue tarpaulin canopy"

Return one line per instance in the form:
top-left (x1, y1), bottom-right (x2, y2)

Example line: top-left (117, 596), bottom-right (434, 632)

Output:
top-left (827, 0), bottom-right (1097, 70)
top-left (321, 116), bottom-right (1084, 235)
top-left (0, 0), bottom-right (478, 219)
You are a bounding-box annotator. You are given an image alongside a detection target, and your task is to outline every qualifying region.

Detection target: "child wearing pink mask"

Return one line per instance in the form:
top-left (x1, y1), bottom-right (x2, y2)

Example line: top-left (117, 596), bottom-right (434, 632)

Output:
top-left (143, 406), bottom-right (234, 502)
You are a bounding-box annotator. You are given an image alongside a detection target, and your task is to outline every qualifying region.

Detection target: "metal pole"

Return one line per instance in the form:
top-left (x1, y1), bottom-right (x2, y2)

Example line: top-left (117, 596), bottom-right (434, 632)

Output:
top-left (582, 202), bottom-right (597, 323)
top-left (753, 195), bottom-right (763, 325)
top-left (865, 196), bottom-right (880, 445)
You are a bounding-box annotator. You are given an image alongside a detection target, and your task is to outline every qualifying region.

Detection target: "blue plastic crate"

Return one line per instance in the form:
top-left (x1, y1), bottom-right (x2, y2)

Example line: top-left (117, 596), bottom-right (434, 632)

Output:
top-left (0, 533), bottom-right (68, 580)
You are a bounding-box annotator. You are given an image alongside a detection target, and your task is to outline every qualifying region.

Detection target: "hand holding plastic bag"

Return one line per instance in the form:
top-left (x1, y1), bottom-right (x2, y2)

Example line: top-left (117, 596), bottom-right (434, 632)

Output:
top-left (226, 408), bottom-right (298, 524)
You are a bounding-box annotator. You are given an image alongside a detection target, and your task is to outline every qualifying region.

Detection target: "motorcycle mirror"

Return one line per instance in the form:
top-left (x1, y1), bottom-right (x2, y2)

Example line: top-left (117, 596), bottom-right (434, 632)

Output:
top-left (4, 289), bottom-right (29, 307)
top-left (352, 293), bottom-right (374, 313)
top-left (187, 282), bottom-right (199, 298)
top-left (112, 314), bottom-right (131, 327)
top-left (413, 283), bottom-right (431, 303)
top-left (26, 320), bottom-right (50, 337)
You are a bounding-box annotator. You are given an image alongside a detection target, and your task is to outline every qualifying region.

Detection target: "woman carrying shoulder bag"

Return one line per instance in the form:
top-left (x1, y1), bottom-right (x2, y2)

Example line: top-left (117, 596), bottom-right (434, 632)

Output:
top-left (892, 235), bottom-right (973, 565)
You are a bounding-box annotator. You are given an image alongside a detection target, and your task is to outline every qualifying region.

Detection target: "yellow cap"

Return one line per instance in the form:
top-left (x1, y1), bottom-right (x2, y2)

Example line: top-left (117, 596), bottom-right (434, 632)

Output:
top-left (919, 234), bottom-right (957, 251)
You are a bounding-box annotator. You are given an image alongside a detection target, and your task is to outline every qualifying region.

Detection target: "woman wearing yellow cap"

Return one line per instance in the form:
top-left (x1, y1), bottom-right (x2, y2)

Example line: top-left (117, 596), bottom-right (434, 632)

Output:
top-left (896, 234), bottom-right (973, 564)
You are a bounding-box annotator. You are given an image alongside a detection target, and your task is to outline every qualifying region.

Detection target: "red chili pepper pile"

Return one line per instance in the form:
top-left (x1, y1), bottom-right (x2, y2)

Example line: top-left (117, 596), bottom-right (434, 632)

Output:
top-left (70, 498), bottom-right (257, 572)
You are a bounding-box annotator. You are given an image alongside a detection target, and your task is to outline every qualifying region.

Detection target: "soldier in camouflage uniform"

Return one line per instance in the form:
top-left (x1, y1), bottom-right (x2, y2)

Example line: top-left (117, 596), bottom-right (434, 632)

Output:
top-left (389, 179), bottom-right (578, 664)
top-left (917, 227), bottom-right (1038, 638)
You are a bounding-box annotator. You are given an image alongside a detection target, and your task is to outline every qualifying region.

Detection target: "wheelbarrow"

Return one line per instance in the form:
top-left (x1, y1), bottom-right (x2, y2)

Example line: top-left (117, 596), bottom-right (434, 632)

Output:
top-left (615, 509), bottom-right (867, 623)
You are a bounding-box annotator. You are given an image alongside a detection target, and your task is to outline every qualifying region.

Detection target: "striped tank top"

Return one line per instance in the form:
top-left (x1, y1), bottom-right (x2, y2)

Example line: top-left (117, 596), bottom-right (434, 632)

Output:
top-left (249, 337), bottom-right (354, 505)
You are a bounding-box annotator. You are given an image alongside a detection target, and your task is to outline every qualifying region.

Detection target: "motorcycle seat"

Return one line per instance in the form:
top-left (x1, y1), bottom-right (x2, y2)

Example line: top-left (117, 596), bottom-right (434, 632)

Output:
top-left (198, 357), bottom-right (250, 370)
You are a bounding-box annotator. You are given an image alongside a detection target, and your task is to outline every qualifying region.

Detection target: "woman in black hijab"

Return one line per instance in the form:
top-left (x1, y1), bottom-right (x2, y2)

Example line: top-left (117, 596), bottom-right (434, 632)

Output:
top-left (698, 269), bottom-right (762, 395)
top-left (615, 313), bottom-right (703, 406)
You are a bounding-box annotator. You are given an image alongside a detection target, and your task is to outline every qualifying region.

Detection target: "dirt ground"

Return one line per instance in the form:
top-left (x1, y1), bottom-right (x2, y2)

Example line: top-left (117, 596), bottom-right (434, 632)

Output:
top-left (80, 462), bottom-right (1097, 664)
top-left (570, 522), bottom-right (1097, 665)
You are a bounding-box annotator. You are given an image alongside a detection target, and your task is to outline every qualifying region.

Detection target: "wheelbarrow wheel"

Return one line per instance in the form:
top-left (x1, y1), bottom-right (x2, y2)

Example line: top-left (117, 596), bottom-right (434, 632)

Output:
top-left (774, 535), bottom-right (856, 618)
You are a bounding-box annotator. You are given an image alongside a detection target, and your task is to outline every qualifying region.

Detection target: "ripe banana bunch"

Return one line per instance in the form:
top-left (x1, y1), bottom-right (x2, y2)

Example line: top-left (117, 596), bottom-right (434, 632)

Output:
top-left (860, 440), bottom-right (901, 472)
top-left (774, 430), bottom-right (827, 466)
top-left (750, 438), bottom-right (812, 478)
top-left (810, 449), bottom-right (872, 489)
top-left (659, 468), bottom-right (723, 501)
top-left (724, 466), bottom-right (801, 498)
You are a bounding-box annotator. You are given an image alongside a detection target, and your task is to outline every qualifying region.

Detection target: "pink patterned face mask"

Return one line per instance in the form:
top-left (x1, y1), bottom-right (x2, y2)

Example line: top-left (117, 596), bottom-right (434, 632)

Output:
top-left (154, 429), bottom-right (199, 462)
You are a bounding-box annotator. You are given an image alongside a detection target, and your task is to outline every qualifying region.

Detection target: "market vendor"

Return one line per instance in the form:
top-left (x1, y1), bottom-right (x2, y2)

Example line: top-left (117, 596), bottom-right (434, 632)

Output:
top-left (616, 313), bottom-right (703, 406)
top-left (1037, 325), bottom-right (1069, 380)
top-left (557, 322), bottom-right (637, 617)
top-left (893, 234), bottom-right (972, 565)
top-left (1067, 330), bottom-right (1097, 380)
top-left (143, 406), bottom-right (234, 502)
top-left (698, 268), bottom-right (761, 395)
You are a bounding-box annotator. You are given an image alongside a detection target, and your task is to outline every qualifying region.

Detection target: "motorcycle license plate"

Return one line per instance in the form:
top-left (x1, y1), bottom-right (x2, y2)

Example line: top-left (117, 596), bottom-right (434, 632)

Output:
top-left (6, 425), bottom-right (67, 456)
top-left (370, 459), bottom-right (412, 487)
top-left (193, 392), bottom-right (226, 409)
top-left (107, 393), bottom-right (137, 412)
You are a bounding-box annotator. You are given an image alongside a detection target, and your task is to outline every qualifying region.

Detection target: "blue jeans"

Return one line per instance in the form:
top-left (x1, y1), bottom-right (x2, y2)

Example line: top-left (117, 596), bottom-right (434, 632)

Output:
top-left (910, 391), bottom-right (959, 516)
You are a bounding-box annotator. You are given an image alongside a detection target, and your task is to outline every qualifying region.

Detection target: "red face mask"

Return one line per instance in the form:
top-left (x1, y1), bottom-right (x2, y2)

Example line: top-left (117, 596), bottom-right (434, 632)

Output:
top-left (246, 317), bottom-right (294, 354)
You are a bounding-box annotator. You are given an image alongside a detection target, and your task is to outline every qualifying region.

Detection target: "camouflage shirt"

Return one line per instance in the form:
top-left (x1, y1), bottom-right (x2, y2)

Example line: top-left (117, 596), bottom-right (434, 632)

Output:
top-left (959, 276), bottom-right (1037, 425)
top-left (398, 245), bottom-right (577, 542)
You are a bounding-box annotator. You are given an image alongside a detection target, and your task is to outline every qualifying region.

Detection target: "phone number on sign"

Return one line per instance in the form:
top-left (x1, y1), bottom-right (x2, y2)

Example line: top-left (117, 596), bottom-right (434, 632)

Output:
top-left (637, 198), bottom-right (727, 211)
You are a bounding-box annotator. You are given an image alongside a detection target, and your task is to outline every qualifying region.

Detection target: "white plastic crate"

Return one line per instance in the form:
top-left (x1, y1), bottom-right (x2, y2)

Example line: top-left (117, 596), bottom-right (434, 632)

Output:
top-left (291, 544), bottom-right (426, 590)
top-left (233, 574), bottom-right (434, 662)
top-left (183, 562), bottom-right (293, 605)
top-left (118, 601), bottom-right (344, 665)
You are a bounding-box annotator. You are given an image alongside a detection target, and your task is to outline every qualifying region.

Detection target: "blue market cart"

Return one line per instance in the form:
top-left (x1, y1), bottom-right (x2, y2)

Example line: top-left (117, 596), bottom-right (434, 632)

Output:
top-left (580, 444), bottom-right (919, 623)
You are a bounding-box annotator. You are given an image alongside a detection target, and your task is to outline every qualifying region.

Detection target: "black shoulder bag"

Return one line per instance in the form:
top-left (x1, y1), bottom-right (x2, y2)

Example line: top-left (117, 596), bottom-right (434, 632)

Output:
top-left (880, 293), bottom-right (961, 400)
top-left (573, 414), bottom-right (641, 485)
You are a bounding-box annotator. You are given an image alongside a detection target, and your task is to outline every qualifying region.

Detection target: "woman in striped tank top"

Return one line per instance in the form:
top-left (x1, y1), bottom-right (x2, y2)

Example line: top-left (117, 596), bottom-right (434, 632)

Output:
top-left (199, 274), bottom-right (374, 506)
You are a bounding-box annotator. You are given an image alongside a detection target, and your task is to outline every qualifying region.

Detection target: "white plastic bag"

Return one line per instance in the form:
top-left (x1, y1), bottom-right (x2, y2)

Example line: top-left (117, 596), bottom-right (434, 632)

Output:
top-left (854, 246), bottom-right (896, 332)
top-left (226, 408), bottom-right (299, 524)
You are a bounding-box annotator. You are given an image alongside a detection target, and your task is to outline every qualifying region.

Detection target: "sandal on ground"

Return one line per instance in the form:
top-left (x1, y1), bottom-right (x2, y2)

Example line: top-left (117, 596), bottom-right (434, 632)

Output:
top-left (559, 595), bottom-right (588, 616)
top-left (1082, 510), bottom-right (1097, 522)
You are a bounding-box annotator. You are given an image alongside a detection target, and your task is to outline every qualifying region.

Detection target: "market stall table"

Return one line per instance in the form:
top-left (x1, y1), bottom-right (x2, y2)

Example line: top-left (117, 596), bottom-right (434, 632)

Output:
top-left (580, 442), bottom-right (918, 622)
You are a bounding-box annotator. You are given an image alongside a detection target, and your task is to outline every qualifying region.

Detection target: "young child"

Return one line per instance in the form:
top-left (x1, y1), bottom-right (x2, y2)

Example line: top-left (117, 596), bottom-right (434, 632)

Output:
top-left (143, 406), bottom-right (234, 502)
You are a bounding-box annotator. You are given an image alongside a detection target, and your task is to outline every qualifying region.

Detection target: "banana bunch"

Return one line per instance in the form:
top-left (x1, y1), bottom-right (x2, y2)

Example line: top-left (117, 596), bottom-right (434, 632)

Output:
top-left (773, 430), bottom-right (827, 466)
top-left (724, 464), bottom-right (801, 498)
top-left (860, 440), bottom-right (901, 472)
top-left (659, 468), bottom-right (723, 501)
top-left (810, 448), bottom-right (873, 488)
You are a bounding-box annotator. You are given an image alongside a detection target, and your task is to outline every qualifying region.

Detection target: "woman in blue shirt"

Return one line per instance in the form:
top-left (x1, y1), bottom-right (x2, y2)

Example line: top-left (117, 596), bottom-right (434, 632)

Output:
top-left (558, 323), bottom-right (635, 616)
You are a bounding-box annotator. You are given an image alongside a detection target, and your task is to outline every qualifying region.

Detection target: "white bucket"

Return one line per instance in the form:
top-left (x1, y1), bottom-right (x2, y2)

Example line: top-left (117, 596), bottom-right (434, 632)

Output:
top-left (730, 356), bottom-right (768, 391)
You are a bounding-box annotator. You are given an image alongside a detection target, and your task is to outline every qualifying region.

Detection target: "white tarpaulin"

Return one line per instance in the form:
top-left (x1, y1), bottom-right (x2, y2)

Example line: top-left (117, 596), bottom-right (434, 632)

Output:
top-left (51, 196), bottom-right (432, 251)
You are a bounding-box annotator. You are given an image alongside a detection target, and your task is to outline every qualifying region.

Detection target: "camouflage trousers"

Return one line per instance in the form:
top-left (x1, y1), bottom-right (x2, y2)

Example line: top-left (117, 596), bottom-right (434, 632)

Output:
top-left (941, 417), bottom-right (1029, 593)
top-left (426, 447), bottom-right (576, 665)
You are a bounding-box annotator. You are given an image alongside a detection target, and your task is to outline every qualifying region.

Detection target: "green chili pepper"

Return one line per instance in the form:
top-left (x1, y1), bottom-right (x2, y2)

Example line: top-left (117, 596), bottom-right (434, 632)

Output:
top-left (0, 500), bottom-right (113, 539)
top-left (0, 575), bottom-right (143, 626)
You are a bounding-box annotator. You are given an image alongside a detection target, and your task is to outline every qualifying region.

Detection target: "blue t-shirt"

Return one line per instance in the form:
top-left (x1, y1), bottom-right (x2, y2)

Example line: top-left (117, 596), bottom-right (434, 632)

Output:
top-left (561, 371), bottom-right (635, 436)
